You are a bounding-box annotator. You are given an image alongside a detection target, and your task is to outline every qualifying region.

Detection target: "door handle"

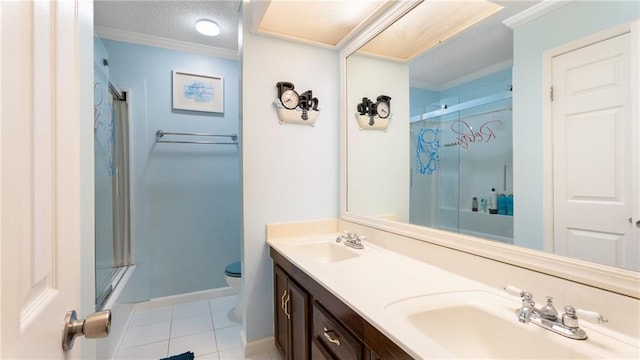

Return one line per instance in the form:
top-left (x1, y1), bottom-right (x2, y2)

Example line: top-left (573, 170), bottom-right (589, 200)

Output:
top-left (62, 309), bottom-right (111, 351)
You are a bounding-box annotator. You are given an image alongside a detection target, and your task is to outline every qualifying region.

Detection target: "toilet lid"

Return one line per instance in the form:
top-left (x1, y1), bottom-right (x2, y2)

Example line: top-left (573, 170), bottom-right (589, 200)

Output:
top-left (225, 261), bottom-right (241, 277)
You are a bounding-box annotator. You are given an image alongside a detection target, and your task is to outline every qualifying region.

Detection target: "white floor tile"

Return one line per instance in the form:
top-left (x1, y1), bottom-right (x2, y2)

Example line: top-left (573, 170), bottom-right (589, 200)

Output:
top-left (214, 325), bottom-right (242, 351)
top-left (196, 352), bottom-right (220, 360)
top-left (132, 306), bottom-right (173, 327)
top-left (171, 314), bottom-right (214, 338)
top-left (173, 300), bottom-right (212, 320)
top-left (210, 295), bottom-right (237, 313)
top-left (217, 347), bottom-right (244, 360)
top-left (116, 340), bottom-right (168, 360)
top-left (212, 310), bottom-right (240, 329)
top-left (218, 347), bottom-right (272, 360)
top-left (169, 330), bottom-right (218, 356)
top-left (121, 321), bottom-right (171, 349)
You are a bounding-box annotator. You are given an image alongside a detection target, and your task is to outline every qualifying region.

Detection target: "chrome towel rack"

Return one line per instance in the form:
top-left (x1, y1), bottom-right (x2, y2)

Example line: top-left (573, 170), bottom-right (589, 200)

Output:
top-left (155, 130), bottom-right (238, 145)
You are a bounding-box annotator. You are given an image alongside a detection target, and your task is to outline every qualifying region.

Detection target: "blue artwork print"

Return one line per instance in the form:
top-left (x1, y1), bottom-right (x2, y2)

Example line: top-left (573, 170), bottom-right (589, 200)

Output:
top-left (183, 81), bottom-right (214, 103)
top-left (416, 128), bottom-right (440, 175)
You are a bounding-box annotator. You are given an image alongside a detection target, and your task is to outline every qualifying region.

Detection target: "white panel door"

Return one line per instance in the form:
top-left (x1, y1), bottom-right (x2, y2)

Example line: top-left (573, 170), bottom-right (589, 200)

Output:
top-left (1, 1), bottom-right (88, 357)
top-left (552, 32), bottom-right (637, 270)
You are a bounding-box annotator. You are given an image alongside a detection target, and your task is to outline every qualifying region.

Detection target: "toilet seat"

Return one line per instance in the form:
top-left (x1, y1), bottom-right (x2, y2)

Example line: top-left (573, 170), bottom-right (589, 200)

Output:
top-left (224, 261), bottom-right (241, 278)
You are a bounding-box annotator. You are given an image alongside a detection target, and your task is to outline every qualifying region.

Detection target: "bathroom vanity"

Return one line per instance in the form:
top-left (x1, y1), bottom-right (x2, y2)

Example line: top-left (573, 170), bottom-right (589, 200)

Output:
top-left (271, 247), bottom-right (411, 359)
top-left (267, 228), bottom-right (640, 359)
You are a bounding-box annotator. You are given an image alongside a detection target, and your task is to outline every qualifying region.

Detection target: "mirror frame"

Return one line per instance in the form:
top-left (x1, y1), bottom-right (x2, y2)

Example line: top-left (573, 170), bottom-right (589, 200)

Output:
top-left (339, 0), bottom-right (639, 299)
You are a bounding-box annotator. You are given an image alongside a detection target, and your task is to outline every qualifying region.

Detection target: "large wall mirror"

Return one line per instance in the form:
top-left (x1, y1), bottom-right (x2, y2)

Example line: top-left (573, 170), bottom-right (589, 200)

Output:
top-left (344, 0), bottom-right (639, 296)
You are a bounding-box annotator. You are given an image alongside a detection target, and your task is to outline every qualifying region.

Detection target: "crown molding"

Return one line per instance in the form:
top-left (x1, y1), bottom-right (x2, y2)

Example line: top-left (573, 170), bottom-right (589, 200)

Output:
top-left (94, 26), bottom-right (238, 60)
top-left (340, 0), bottom-right (423, 57)
top-left (503, 0), bottom-right (573, 29)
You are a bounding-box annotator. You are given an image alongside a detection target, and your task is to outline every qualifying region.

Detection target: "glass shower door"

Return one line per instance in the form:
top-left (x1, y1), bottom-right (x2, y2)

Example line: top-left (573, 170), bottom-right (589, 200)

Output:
top-left (410, 94), bottom-right (513, 242)
top-left (94, 65), bottom-right (131, 309)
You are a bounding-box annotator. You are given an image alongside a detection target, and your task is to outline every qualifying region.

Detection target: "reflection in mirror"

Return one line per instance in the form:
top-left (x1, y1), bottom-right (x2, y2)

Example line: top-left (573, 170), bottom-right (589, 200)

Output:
top-left (346, 0), bottom-right (639, 272)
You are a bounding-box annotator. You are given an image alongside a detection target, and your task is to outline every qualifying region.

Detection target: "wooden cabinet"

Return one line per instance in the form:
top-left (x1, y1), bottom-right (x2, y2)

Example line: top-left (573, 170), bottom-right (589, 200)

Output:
top-left (274, 265), bottom-right (310, 360)
top-left (312, 302), bottom-right (363, 359)
top-left (271, 248), bottom-right (413, 360)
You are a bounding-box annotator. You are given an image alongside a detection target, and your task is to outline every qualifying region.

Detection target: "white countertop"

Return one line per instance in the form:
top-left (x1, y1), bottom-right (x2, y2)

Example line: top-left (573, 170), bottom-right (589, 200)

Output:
top-left (267, 233), bottom-right (640, 359)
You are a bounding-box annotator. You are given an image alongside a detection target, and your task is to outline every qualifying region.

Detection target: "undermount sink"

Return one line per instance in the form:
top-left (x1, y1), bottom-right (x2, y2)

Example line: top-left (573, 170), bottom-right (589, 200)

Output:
top-left (288, 240), bottom-right (361, 263)
top-left (385, 291), bottom-right (596, 359)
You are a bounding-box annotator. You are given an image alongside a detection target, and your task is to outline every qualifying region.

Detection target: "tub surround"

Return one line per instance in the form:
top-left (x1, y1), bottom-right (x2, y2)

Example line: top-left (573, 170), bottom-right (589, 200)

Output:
top-left (266, 220), bottom-right (640, 358)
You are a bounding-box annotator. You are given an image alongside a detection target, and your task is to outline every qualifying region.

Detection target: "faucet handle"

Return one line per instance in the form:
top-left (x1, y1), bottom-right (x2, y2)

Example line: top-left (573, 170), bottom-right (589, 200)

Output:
top-left (503, 286), bottom-right (536, 308)
top-left (504, 285), bottom-right (525, 297)
top-left (343, 230), bottom-right (357, 240)
top-left (575, 308), bottom-right (608, 324)
top-left (563, 306), bottom-right (608, 329)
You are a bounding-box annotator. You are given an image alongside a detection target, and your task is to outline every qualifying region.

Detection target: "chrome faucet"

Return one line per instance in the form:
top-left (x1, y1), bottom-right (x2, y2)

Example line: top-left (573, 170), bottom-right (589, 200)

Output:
top-left (504, 285), bottom-right (608, 340)
top-left (335, 231), bottom-right (365, 249)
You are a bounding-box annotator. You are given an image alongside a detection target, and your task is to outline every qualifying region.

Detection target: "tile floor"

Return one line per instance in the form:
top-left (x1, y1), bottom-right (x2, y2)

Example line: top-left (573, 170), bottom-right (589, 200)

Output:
top-left (115, 295), bottom-right (283, 360)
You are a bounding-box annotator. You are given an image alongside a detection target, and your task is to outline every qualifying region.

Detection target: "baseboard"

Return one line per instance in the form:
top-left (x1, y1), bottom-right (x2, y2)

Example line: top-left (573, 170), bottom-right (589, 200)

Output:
top-left (132, 287), bottom-right (237, 311)
top-left (243, 335), bottom-right (275, 357)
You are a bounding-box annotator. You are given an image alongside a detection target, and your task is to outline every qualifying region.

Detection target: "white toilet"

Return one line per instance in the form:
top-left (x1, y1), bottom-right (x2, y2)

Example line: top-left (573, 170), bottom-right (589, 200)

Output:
top-left (224, 261), bottom-right (242, 322)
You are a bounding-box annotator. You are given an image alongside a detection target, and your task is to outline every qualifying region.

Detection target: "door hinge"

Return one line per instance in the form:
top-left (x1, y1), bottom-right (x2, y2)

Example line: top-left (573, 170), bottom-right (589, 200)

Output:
top-left (550, 86), bottom-right (554, 101)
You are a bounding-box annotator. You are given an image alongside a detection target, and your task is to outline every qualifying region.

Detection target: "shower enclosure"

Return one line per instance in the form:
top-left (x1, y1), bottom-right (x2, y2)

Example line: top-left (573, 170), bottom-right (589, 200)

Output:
top-left (94, 61), bottom-right (131, 310)
top-left (410, 91), bottom-right (513, 243)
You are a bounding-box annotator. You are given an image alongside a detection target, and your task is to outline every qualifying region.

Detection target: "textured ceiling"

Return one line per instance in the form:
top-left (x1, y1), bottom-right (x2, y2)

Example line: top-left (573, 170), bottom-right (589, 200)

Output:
top-left (359, 0), bottom-right (503, 61)
top-left (407, 0), bottom-right (540, 90)
top-left (94, 0), bottom-right (241, 52)
top-left (255, 0), bottom-right (390, 47)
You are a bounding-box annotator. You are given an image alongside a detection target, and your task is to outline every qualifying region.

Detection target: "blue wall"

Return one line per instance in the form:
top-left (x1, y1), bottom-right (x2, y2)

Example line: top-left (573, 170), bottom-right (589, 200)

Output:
top-left (512, 0), bottom-right (639, 250)
top-left (101, 39), bottom-right (241, 300)
top-left (410, 87), bottom-right (440, 117)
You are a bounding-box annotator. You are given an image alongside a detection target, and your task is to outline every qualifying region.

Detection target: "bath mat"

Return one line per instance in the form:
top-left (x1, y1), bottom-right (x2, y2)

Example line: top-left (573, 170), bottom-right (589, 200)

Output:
top-left (160, 351), bottom-right (194, 360)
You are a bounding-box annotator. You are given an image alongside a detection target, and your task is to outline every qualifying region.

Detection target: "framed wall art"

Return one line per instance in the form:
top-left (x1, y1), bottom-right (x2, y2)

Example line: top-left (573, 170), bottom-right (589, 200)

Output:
top-left (172, 71), bottom-right (224, 113)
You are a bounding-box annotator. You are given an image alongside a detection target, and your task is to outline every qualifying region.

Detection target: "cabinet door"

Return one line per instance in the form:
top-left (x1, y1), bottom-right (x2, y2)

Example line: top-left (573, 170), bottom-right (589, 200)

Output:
top-left (274, 266), bottom-right (290, 359)
top-left (289, 279), bottom-right (310, 360)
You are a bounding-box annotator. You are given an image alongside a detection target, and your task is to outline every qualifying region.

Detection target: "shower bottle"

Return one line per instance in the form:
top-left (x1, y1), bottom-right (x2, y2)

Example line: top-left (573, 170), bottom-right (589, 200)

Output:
top-left (488, 188), bottom-right (498, 214)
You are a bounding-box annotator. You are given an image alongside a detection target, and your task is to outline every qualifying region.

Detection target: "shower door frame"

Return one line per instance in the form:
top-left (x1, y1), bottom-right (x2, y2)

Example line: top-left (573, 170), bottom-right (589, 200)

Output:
top-left (95, 85), bottom-right (133, 310)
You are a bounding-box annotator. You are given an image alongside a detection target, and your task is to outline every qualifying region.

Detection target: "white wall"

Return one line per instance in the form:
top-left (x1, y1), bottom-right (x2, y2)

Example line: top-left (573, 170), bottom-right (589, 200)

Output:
top-left (241, 4), bottom-right (340, 343)
top-left (346, 54), bottom-right (410, 222)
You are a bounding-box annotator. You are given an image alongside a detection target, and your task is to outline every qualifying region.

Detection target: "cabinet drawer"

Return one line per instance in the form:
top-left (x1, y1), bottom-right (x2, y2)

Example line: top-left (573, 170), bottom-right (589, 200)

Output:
top-left (312, 302), bottom-right (363, 360)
